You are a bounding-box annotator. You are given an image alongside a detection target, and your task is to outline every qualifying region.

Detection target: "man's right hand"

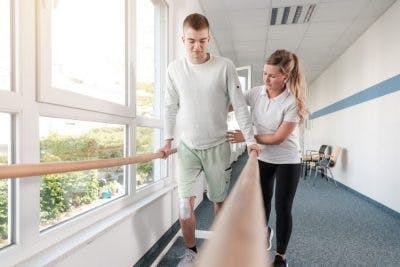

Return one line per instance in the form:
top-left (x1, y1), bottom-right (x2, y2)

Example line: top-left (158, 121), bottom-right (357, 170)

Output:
top-left (158, 139), bottom-right (173, 159)
top-left (247, 143), bottom-right (261, 156)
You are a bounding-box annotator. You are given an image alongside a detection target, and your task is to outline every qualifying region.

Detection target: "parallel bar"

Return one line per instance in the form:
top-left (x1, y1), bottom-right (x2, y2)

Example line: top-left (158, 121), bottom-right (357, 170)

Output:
top-left (196, 152), bottom-right (269, 267)
top-left (0, 149), bottom-right (177, 179)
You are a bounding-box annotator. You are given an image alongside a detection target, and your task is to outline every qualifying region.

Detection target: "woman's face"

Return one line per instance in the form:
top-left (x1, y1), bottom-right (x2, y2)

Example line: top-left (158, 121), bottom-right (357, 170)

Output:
top-left (263, 64), bottom-right (287, 91)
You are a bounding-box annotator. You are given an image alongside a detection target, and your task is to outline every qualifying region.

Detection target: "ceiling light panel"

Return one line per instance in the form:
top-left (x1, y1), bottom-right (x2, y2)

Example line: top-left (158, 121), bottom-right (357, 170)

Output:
top-left (270, 4), bottom-right (316, 25)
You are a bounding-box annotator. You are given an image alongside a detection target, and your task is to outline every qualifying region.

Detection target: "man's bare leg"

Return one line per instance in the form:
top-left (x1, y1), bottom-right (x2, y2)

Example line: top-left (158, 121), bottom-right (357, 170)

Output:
top-left (214, 201), bottom-right (224, 215)
top-left (180, 196), bottom-right (196, 248)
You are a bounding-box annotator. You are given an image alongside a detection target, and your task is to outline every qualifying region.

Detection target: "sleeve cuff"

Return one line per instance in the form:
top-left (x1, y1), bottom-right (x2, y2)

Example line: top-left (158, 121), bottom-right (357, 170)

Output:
top-left (164, 135), bottom-right (174, 141)
top-left (245, 139), bottom-right (257, 146)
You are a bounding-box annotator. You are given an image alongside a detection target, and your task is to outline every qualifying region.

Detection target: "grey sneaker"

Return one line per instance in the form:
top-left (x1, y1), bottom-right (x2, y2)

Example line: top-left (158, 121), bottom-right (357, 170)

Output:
top-left (267, 227), bottom-right (274, 251)
top-left (177, 248), bottom-right (197, 267)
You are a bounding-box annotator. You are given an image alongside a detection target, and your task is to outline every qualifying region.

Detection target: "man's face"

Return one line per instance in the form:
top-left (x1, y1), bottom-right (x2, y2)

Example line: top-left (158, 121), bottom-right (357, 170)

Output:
top-left (182, 27), bottom-right (210, 61)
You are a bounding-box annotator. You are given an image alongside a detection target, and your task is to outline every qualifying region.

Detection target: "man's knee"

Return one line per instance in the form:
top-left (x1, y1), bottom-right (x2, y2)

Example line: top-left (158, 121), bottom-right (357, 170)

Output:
top-left (179, 197), bottom-right (195, 220)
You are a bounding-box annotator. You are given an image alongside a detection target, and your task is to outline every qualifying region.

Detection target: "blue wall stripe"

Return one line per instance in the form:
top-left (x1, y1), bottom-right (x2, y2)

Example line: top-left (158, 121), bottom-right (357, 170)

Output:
top-left (309, 74), bottom-right (400, 120)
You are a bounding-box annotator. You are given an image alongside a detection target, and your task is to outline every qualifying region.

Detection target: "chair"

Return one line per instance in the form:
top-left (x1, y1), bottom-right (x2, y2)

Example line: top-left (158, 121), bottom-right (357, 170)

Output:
top-left (302, 145), bottom-right (330, 178)
top-left (313, 147), bottom-right (342, 186)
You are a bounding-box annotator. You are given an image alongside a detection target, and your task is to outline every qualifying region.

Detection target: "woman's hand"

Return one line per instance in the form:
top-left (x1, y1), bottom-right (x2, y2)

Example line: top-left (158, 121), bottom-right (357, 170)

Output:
top-left (226, 130), bottom-right (245, 143)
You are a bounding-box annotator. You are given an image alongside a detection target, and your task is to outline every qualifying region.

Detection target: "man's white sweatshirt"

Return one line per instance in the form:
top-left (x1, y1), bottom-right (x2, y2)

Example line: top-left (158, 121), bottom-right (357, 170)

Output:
top-left (164, 55), bottom-right (255, 149)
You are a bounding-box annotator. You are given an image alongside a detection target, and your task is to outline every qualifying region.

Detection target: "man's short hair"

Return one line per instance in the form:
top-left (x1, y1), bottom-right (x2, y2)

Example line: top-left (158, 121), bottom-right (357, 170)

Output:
top-left (183, 13), bottom-right (209, 31)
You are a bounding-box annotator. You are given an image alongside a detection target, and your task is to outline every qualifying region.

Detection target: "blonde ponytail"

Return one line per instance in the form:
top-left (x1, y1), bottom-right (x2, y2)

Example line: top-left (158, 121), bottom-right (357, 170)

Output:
top-left (266, 49), bottom-right (307, 124)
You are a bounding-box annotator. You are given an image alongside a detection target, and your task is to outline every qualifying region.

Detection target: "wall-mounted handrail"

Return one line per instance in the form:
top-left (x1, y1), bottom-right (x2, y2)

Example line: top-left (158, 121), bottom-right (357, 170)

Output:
top-left (196, 151), bottom-right (270, 267)
top-left (0, 149), bottom-right (177, 180)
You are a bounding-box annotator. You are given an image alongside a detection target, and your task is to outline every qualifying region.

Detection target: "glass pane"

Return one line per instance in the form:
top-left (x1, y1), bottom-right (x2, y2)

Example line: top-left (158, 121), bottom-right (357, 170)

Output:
top-left (238, 76), bottom-right (247, 91)
top-left (51, 0), bottom-right (125, 104)
top-left (237, 68), bottom-right (250, 92)
top-left (39, 117), bottom-right (126, 230)
top-left (136, 0), bottom-right (157, 118)
top-left (0, 113), bottom-right (11, 248)
top-left (136, 127), bottom-right (163, 189)
top-left (0, 0), bottom-right (11, 91)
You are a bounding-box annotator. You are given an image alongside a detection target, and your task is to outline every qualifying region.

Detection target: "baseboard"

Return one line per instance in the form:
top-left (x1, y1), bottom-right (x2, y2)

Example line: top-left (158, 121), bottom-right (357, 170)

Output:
top-left (335, 180), bottom-right (400, 220)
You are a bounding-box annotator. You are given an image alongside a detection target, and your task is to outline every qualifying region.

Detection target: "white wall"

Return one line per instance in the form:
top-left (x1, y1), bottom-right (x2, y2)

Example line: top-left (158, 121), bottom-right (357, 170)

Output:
top-left (306, 1), bottom-right (400, 213)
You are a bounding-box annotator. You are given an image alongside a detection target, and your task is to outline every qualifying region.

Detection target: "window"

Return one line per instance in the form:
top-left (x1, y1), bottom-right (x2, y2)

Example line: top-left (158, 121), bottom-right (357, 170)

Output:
top-left (135, 0), bottom-right (167, 190)
top-left (39, 117), bottom-right (126, 230)
top-left (0, 0), bottom-right (11, 91)
top-left (0, 0), bottom-right (170, 262)
top-left (51, 0), bottom-right (125, 104)
top-left (136, 0), bottom-right (166, 118)
top-left (38, 0), bottom-right (131, 115)
top-left (228, 66), bottom-right (253, 130)
top-left (136, 127), bottom-right (164, 189)
top-left (237, 65), bottom-right (252, 92)
top-left (0, 113), bottom-right (11, 248)
top-left (136, 0), bottom-right (160, 118)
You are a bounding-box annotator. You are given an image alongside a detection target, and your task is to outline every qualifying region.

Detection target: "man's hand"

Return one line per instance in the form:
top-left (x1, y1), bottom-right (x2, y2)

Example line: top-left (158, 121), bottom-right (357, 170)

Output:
top-left (247, 143), bottom-right (260, 156)
top-left (226, 130), bottom-right (245, 143)
top-left (158, 139), bottom-right (173, 159)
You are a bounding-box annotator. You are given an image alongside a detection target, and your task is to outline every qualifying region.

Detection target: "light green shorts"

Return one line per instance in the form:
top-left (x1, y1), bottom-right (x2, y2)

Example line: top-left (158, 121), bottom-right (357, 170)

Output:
top-left (178, 141), bottom-right (232, 203)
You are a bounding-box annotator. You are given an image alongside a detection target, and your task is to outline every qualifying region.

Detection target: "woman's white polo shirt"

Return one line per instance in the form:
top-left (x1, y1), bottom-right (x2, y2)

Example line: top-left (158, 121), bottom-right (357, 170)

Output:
top-left (244, 85), bottom-right (301, 164)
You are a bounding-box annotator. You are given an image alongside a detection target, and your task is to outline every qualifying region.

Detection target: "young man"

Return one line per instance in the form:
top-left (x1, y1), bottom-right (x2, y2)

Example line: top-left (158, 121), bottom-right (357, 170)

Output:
top-left (158, 13), bottom-right (259, 267)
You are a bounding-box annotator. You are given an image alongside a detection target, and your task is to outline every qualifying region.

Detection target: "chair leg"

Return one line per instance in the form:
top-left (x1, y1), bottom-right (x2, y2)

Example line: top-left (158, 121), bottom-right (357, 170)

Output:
top-left (308, 163), bottom-right (313, 180)
top-left (301, 162), bottom-right (305, 179)
top-left (303, 162), bottom-right (309, 178)
top-left (313, 166), bottom-right (319, 185)
top-left (328, 168), bottom-right (337, 187)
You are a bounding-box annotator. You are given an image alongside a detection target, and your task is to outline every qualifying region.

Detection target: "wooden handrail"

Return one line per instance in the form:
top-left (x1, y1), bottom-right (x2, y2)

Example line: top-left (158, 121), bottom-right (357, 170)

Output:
top-left (196, 151), bottom-right (270, 267)
top-left (0, 149), bottom-right (177, 180)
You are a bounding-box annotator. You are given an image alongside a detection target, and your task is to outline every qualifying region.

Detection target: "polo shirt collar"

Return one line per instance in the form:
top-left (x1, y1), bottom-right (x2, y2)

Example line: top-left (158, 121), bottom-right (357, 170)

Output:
top-left (262, 85), bottom-right (290, 104)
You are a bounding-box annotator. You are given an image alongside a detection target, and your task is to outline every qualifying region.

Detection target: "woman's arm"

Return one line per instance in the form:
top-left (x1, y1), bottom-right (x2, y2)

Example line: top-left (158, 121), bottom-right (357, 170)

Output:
top-left (255, 122), bottom-right (297, 145)
top-left (226, 122), bottom-right (297, 145)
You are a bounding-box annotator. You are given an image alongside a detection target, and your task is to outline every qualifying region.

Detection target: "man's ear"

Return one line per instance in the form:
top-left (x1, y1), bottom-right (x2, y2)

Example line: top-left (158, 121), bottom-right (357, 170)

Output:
top-left (182, 36), bottom-right (185, 44)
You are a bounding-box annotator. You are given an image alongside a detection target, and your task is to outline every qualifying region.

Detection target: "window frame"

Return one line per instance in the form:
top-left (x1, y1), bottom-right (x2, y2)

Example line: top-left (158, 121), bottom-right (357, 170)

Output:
top-left (0, 111), bottom-right (16, 250)
top-left (35, 104), bottom-right (137, 237)
top-left (134, 0), bottom-right (170, 198)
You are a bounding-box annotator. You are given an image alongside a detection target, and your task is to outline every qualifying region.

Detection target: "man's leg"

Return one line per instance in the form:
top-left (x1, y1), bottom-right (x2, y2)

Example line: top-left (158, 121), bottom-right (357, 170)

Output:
top-left (180, 196), bottom-right (197, 248)
top-left (178, 197), bottom-right (198, 267)
top-left (177, 142), bottom-right (202, 259)
top-left (202, 142), bottom-right (231, 213)
top-left (214, 201), bottom-right (223, 214)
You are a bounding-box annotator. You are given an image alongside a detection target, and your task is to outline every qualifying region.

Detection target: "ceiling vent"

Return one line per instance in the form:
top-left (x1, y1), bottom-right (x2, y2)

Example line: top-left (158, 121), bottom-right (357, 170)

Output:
top-left (270, 4), bottom-right (316, 25)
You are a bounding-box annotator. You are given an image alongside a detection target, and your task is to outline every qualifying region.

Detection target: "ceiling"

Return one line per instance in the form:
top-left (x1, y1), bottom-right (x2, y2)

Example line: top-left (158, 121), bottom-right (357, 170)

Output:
top-left (199, 0), bottom-right (396, 85)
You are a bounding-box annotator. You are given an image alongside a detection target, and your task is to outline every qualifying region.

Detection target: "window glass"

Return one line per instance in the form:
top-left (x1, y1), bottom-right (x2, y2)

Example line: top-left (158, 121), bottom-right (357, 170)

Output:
top-left (136, 0), bottom-right (157, 117)
top-left (0, 113), bottom-right (11, 248)
top-left (51, 0), bottom-right (125, 104)
top-left (39, 117), bottom-right (126, 230)
top-left (136, 127), bottom-right (164, 189)
top-left (0, 0), bottom-right (11, 91)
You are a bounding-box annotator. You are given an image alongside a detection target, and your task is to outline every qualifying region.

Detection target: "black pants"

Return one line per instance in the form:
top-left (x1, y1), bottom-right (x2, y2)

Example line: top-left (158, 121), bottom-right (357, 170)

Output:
top-left (258, 160), bottom-right (301, 254)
